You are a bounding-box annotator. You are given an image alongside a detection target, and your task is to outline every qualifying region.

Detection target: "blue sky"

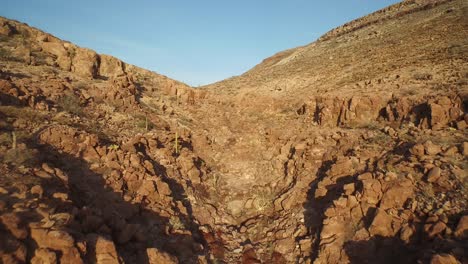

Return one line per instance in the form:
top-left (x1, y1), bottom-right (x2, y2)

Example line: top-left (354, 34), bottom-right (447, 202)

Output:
top-left (2, 1), bottom-right (399, 85)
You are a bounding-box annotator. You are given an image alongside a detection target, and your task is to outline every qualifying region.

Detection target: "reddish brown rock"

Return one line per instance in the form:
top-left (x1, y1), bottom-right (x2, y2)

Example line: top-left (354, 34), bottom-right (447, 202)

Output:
top-left (425, 221), bottom-right (447, 238)
top-left (369, 209), bottom-right (393, 237)
top-left (30, 229), bottom-right (75, 250)
top-left (61, 247), bottom-right (84, 264)
top-left (360, 179), bottom-right (382, 205)
top-left (146, 248), bottom-right (179, 264)
top-left (72, 48), bottom-right (99, 78)
top-left (31, 248), bottom-right (57, 264)
top-left (454, 215), bottom-right (468, 239)
top-left (424, 141), bottom-right (441, 156)
top-left (426, 167), bottom-right (441, 183)
top-left (40, 42), bottom-right (71, 70)
top-left (99, 54), bottom-right (125, 78)
top-left (0, 213), bottom-right (28, 239)
top-left (86, 234), bottom-right (121, 264)
top-left (379, 179), bottom-right (413, 209)
top-left (461, 142), bottom-right (468, 157)
top-left (430, 254), bottom-right (459, 264)
top-left (410, 143), bottom-right (425, 157)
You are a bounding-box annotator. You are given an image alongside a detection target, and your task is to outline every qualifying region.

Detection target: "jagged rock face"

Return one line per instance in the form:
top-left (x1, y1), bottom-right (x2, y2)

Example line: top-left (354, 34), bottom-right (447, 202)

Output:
top-left (100, 54), bottom-right (125, 78)
top-left (0, 0), bottom-right (468, 263)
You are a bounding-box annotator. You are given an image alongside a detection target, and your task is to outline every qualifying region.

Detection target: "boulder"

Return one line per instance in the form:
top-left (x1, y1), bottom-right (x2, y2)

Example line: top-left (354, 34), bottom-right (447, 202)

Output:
top-left (461, 142), bottom-right (468, 157)
top-left (61, 247), bottom-right (84, 264)
top-left (0, 213), bottom-right (28, 239)
top-left (99, 54), bottom-right (125, 78)
top-left (72, 48), bottom-right (99, 78)
top-left (369, 209), bottom-right (393, 236)
top-left (430, 254), bottom-right (459, 264)
top-left (379, 180), bottom-right (413, 209)
top-left (40, 42), bottom-right (71, 70)
top-left (147, 248), bottom-right (179, 264)
top-left (454, 215), bottom-right (468, 239)
top-left (31, 248), bottom-right (57, 264)
top-left (426, 167), bottom-right (441, 183)
top-left (424, 141), bottom-right (441, 156)
top-left (30, 229), bottom-right (75, 250)
top-left (86, 234), bottom-right (121, 264)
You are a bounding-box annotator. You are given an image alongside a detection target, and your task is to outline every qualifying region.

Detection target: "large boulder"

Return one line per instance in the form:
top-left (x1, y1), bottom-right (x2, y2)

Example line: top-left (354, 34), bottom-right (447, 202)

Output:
top-left (72, 48), bottom-right (99, 78)
top-left (86, 234), bottom-right (121, 264)
top-left (41, 42), bottom-right (71, 70)
top-left (99, 54), bottom-right (125, 78)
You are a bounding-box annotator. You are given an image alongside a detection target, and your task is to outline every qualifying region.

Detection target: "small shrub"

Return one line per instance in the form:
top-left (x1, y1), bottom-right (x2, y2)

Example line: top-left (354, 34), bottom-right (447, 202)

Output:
top-left (73, 81), bottom-right (87, 90)
top-left (169, 216), bottom-right (185, 230)
top-left (3, 148), bottom-right (37, 167)
top-left (0, 47), bottom-right (13, 60)
top-left (68, 48), bottom-right (76, 59)
top-left (0, 132), bottom-right (11, 146)
top-left (419, 183), bottom-right (435, 199)
top-left (413, 73), bottom-right (432, 81)
top-left (58, 93), bottom-right (82, 115)
top-left (0, 106), bottom-right (46, 123)
top-left (108, 144), bottom-right (119, 151)
top-left (173, 131), bottom-right (180, 155)
top-left (254, 190), bottom-right (274, 212)
top-left (135, 115), bottom-right (155, 131)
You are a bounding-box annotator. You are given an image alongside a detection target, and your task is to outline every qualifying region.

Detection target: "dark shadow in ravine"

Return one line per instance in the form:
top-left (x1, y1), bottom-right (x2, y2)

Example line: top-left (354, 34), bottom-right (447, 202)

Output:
top-left (344, 234), bottom-right (468, 264)
top-left (302, 159), bottom-right (339, 260)
top-left (0, 69), bottom-right (30, 80)
top-left (35, 139), bottom-right (208, 263)
top-left (0, 91), bottom-right (24, 106)
top-left (344, 235), bottom-right (417, 264)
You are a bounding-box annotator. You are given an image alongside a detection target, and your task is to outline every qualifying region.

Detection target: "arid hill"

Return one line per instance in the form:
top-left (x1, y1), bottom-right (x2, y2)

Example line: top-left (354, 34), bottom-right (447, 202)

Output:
top-left (0, 0), bottom-right (467, 263)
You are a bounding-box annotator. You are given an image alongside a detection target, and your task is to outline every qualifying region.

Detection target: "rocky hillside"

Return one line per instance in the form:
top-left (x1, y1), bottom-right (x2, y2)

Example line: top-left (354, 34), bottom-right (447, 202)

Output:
top-left (0, 0), bottom-right (467, 263)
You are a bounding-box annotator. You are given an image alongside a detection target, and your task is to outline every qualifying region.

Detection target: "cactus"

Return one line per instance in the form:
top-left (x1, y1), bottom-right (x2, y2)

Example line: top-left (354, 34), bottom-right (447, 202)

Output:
top-left (12, 131), bottom-right (16, 149)
top-left (174, 131), bottom-right (180, 154)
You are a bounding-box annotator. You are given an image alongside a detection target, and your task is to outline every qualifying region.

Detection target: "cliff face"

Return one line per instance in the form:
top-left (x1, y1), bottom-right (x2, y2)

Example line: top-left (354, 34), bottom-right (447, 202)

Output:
top-left (0, 0), bottom-right (467, 263)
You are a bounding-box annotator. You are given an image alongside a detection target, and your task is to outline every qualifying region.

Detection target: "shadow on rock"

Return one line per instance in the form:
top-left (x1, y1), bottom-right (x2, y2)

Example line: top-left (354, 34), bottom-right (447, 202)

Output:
top-left (28, 136), bottom-right (207, 263)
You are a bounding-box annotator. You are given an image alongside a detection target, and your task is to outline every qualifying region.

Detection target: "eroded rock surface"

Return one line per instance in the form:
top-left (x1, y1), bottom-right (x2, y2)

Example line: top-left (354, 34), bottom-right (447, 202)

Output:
top-left (0, 0), bottom-right (467, 263)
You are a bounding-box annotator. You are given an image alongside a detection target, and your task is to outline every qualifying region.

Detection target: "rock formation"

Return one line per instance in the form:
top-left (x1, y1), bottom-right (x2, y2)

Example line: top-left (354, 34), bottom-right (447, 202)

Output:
top-left (0, 0), bottom-right (467, 263)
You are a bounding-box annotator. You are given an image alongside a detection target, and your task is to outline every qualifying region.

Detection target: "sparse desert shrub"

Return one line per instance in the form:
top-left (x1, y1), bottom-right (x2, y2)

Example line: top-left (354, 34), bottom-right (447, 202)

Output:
top-left (169, 216), bottom-right (185, 230)
top-left (0, 47), bottom-right (12, 60)
top-left (68, 48), bottom-right (76, 59)
top-left (254, 189), bottom-right (274, 212)
top-left (58, 93), bottom-right (82, 115)
top-left (366, 131), bottom-right (392, 146)
top-left (346, 120), bottom-right (380, 130)
top-left (413, 72), bottom-right (432, 81)
top-left (0, 132), bottom-right (12, 146)
top-left (2, 147), bottom-right (38, 167)
top-left (0, 106), bottom-right (46, 124)
top-left (108, 144), bottom-right (119, 151)
top-left (73, 81), bottom-right (87, 90)
top-left (135, 115), bottom-right (154, 131)
top-left (173, 131), bottom-right (180, 155)
top-left (419, 183), bottom-right (435, 199)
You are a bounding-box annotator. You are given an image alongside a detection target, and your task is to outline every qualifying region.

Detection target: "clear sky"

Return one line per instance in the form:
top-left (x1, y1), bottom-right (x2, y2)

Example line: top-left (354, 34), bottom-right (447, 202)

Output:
top-left (2, 1), bottom-right (400, 86)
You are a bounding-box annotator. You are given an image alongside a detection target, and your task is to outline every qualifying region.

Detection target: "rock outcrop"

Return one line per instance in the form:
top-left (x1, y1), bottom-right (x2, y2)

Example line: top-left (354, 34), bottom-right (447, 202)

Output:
top-left (0, 0), bottom-right (467, 262)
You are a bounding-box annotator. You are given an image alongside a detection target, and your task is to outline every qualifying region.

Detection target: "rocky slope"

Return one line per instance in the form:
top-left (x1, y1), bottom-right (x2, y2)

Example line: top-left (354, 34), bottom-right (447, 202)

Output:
top-left (0, 0), bottom-right (467, 263)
